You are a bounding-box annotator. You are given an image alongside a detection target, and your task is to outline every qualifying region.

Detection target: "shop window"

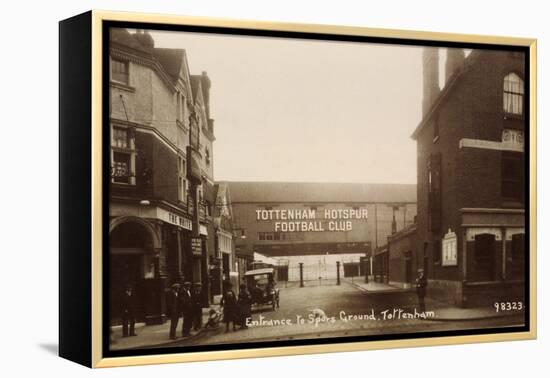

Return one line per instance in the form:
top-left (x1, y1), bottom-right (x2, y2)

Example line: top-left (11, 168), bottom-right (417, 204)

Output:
top-left (503, 72), bottom-right (524, 116)
top-left (501, 152), bottom-right (524, 203)
top-left (474, 233), bottom-right (496, 281)
top-left (111, 58), bottom-right (129, 85)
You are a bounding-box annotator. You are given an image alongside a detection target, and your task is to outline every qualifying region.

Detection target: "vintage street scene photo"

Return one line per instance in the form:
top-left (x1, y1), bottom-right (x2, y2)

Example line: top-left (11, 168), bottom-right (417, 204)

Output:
top-left (107, 27), bottom-right (527, 351)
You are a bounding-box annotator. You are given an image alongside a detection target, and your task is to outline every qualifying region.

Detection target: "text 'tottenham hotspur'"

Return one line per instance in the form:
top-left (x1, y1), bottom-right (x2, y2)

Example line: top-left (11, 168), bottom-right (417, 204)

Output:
top-left (255, 208), bottom-right (368, 232)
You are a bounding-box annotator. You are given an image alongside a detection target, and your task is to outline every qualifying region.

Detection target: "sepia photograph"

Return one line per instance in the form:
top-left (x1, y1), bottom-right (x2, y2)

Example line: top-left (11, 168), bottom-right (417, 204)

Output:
top-left (106, 25), bottom-right (528, 354)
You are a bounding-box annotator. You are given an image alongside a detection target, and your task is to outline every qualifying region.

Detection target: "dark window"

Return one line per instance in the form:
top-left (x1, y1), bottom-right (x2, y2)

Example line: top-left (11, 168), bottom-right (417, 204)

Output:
top-left (258, 232), bottom-right (265, 241)
top-left (111, 59), bottom-right (129, 85)
top-left (502, 152), bottom-right (524, 203)
top-left (474, 234), bottom-right (496, 281)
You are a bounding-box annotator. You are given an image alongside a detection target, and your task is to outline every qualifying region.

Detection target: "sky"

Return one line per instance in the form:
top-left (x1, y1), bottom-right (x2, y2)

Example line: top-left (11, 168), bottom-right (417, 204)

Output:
top-left (149, 30), bottom-right (436, 184)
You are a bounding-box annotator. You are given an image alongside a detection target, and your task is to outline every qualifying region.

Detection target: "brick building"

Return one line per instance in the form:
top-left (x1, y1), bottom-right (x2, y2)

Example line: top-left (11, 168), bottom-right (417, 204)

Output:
top-left (108, 29), bottom-right (234, 325)
top-left (412, 47), bottom-right (526, 307)
top-left (224, 181), bottom-right (416, 282)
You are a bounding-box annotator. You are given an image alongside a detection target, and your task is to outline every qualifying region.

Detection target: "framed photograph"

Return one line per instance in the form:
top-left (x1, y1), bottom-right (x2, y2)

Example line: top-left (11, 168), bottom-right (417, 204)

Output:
top-left (59, 10), bottom-right (537, 368)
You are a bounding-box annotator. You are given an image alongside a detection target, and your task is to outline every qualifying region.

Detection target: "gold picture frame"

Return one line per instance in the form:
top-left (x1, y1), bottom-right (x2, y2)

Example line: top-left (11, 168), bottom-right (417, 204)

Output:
top-left (59, 10), bottom-right (537, 368)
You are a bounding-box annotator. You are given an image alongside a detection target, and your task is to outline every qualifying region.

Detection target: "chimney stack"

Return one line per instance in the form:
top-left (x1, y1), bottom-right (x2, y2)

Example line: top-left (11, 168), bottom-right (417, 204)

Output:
top-left (201, 71), bottom-right (211, 119)
top-left (445, 48), bottom-right (465, 83)
top-left (134, 29), bottom-right (154, 49)
top-left (422, 48), bottom-right (440, 116)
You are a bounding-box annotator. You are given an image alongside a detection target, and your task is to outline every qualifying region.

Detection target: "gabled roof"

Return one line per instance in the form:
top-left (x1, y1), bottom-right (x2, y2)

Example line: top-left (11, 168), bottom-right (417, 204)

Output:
top-left (110, 29), bottom-right (191, 93)
top-left (152, 48), bottom-right (186, 83)
top-left (222, 181), bottom-right (416, 204)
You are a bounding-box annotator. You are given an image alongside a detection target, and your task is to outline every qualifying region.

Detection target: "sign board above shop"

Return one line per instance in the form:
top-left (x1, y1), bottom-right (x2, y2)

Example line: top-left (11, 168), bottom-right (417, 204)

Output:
top-left (164, 210), bottom-right (192, 231)
top-left (109, 203), bottom-right (193, 231)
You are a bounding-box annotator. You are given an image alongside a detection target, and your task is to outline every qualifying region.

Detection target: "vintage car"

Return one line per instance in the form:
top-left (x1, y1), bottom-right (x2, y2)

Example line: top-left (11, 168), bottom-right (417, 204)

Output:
top-left (244, 268), bottom-right (280, 310)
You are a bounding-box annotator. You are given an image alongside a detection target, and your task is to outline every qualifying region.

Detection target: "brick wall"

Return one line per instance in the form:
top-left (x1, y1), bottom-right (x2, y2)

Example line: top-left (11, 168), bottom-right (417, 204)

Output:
top-left (416, 50), bottom-right (525, 285)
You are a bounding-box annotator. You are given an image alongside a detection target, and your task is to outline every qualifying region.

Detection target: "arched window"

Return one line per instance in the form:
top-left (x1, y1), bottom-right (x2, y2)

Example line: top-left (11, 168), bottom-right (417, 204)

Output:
top-left (503, 72), bottom-right (524, 116)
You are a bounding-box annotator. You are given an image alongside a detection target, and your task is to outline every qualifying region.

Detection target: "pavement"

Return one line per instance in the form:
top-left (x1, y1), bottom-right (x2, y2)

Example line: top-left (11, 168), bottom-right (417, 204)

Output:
top-left (110, 306), bottom-right (219, 350)
top-left (345, 278), bottom-right (526, 321)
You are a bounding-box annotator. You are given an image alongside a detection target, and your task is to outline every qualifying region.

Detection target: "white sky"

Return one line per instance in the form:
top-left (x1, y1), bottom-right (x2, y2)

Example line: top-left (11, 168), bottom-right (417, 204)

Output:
top-left (149, 30), bottom-right (433, 184)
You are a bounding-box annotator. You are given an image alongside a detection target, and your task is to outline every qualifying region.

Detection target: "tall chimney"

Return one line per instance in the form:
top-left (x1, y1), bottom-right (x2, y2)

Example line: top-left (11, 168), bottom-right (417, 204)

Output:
top-left (422, 48), bottom-right (440, 116)
top-left (134, 29), bottom-right (154, 49)
top-left (201, 71), bottom-right (211, 119)
top-left (445, 48), bottom-right (465, 83)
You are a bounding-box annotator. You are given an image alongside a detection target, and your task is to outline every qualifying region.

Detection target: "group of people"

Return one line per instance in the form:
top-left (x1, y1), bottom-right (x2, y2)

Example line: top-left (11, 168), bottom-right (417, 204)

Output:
top-left (220, 282), bottom-right (252, 332)
top-left (167, 281), bottom-right (204, 340)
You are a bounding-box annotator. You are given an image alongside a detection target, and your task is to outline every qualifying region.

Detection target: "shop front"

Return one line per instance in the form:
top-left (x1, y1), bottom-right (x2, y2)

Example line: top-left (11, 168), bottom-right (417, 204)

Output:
top-left (109, 216), bottom-right (163, 325)
top-left (461, 208), bottom-right (525, 307)
top-left (109, 204), bottom-right (197, 324)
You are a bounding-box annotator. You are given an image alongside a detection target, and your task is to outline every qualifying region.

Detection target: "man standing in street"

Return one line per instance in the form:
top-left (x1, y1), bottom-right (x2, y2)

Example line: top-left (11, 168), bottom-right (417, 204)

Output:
top-left (168, 283), bottom-right (181, 340)
top-left (180, 281), bottom-right (193, 337)
top-left (415, 269), bottom-right (428, 313)
top-left (121, 284), bottom-right (137, 337)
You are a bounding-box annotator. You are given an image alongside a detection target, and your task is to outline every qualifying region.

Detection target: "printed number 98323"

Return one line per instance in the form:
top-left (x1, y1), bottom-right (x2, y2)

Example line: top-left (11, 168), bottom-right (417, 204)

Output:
top-left (494, 302), bottom-right (523, 312)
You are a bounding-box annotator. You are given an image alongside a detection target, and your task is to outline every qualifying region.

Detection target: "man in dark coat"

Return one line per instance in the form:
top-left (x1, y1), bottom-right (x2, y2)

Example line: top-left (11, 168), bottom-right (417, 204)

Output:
top-left (220, 281), bottom-right (237, 332)
top-left (237, 283), bottom-right (252, 329)
top-left (167, 283), bottom-right (181, 340)
top-left (415, 269), bottom-right (428, 313)
top-left (180, 281), bottom-right (193, 337)
top-left (191, 282), bottom-right (203, 331)
top-left (121, 285), bottom-right (137, 337)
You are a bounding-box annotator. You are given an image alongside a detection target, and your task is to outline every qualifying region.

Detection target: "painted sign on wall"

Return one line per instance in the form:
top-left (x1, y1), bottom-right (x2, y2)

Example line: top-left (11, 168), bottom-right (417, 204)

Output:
top-left (255, 208), bottom-right (368, 232)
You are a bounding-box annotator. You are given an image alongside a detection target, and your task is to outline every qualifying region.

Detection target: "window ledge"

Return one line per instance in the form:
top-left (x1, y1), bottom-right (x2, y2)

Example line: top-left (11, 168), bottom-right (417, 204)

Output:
top-left (110, 81), bottom-right (136, 93)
